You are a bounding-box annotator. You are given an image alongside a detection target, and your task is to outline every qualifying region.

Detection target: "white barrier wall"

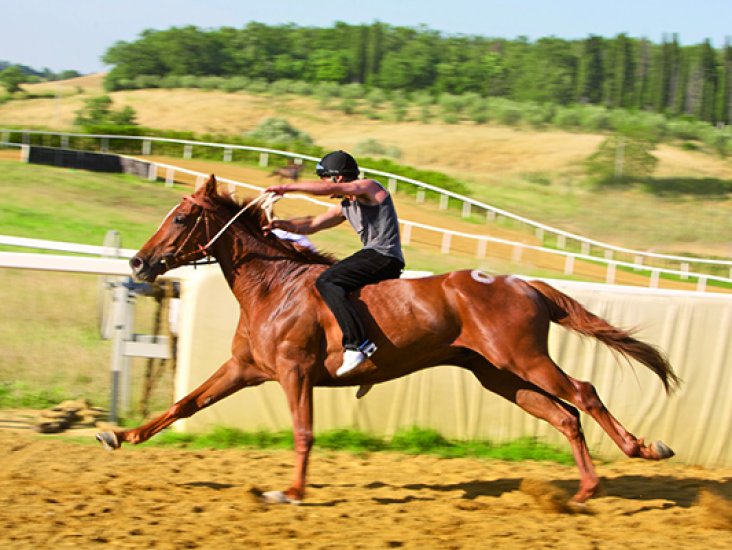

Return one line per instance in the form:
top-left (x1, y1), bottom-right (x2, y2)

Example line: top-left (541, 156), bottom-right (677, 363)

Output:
top-left (173, 265), bottom-right (732, 468)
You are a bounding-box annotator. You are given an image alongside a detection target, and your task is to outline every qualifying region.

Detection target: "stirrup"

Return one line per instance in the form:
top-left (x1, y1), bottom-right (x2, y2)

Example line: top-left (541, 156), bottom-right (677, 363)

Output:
top-left (358, 340), bottom-right (377, 357)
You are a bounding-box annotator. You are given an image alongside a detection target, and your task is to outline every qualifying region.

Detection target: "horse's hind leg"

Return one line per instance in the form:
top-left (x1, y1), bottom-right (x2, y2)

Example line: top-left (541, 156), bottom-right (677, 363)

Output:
top-left (96, 358), bottom-right (265, 449)
top-left (469, 360), bottom-right (600, 503)
top-left (515, 355), bottom-right (672, 460)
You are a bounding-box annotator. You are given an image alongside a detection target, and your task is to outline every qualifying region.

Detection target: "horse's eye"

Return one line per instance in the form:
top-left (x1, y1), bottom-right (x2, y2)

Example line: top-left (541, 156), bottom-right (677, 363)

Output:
top-left (173, 214), bottom-right (186, 224)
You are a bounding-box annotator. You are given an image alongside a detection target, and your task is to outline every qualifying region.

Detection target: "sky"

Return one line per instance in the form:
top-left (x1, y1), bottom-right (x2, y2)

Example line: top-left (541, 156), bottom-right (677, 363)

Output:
top-left (2, 0), bottom-right (731, 74)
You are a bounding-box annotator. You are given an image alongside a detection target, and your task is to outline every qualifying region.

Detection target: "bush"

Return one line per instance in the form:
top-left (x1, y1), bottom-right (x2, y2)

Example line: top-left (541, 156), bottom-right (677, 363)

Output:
top-left (244, 117), bottom-right (313, 145)
top-left (354, 138), bottom-right (401, 159)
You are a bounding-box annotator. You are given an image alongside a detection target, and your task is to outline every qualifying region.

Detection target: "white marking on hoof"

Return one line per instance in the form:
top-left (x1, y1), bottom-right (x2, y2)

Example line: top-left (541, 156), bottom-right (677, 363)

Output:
top-left (652, 440), bottom-right (674, 459)
top-left (95, 431), bottom-right (119, 452)
top-left (260, 490), bottom-right (301, 505)
top-left (470, 270), bottom-right (495, 284)
top-left (356, 384), bottom-right (373, 399)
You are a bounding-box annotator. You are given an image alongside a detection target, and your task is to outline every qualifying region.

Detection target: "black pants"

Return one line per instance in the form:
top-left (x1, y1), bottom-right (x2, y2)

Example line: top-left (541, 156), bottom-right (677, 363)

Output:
top-left (315, 248), bottom-right (403, 349)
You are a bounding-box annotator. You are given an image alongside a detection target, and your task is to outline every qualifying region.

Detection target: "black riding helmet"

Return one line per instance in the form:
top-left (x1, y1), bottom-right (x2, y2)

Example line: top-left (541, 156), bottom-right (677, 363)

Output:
top-left (315, 150), bottom-right (360, 179)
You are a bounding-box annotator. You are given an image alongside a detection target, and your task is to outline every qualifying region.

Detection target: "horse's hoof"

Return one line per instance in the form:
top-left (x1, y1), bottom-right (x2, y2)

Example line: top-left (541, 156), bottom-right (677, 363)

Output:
top-left (95, 431), bottom-right (120, 451)
top-left (356, 384), bottom-right (373, 399)
top-left (260, 490), bottom-right (301, 505)
top-left (652, 440), bottom-right (674, 459)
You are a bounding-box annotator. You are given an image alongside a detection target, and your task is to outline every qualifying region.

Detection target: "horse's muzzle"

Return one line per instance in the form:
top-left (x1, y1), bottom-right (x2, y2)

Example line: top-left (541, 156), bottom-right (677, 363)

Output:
top-left (129, 254), bottom-right (164, 282)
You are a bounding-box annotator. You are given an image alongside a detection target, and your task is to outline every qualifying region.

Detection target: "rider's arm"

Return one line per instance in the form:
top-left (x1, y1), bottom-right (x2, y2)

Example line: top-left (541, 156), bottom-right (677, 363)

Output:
top-left (266, 179), bottom-right (386, 203)
top-left (265, 204), bottom-right (345, 235)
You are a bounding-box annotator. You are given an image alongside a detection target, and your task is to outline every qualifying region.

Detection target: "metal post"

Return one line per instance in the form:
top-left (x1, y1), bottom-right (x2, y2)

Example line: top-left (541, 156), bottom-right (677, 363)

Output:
top-left (416, 189), bottom-right (425, 203)
top-left (259, 152), bottom-right (269, 167)
top-left (462, 202), bottom-right (471, 218)
top-left (224, 148), bottom-right (232, 162)
top-left (142, 140), bottom-right (152, 155)
top-left (110, 281), bottom-right (134, 423)
top-left (183, 144), bottom-right (193, 159)
top-left (439, 194), bottom-right (449, 210)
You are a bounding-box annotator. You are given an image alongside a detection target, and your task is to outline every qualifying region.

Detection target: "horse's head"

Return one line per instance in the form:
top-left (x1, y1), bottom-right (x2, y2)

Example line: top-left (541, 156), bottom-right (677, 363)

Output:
top-left (130, 174), bottom-right (220, 282)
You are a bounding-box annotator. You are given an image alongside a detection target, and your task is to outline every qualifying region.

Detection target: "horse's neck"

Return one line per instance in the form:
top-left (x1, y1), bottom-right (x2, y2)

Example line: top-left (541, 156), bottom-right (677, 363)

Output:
top-left (210, 231), bottom-right (298, 302)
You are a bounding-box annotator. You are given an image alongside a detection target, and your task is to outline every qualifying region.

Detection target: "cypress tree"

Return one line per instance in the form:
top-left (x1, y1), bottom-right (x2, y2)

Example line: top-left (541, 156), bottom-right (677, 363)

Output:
top-left (699, 39), bottom-right (719, 122)
top-left (577, 35), bottom-right (604, 103)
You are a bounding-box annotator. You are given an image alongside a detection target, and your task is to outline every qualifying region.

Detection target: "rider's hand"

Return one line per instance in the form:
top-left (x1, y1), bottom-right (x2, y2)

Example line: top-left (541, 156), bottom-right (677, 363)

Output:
top-left (265, 185), bottom-right (288, 195)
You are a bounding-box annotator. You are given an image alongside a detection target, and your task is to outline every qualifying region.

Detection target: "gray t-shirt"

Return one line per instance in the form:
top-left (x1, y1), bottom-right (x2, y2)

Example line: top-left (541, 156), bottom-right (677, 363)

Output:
top-left (341, 190), bottom-right (404, 265)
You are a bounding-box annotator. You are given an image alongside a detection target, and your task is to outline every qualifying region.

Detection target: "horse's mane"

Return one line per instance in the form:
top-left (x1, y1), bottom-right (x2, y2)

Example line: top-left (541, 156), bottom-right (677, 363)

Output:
top-left (209, 192), bottom-right (337, 266)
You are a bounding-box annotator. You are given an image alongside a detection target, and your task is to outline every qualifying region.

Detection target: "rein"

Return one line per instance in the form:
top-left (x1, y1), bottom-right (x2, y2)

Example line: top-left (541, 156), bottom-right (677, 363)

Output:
top-left (164, 192), bottom-right (280, 268)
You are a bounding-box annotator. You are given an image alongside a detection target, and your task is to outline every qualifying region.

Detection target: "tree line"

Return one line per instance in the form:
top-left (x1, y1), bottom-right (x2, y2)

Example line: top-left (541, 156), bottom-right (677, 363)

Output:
top-left (102, 23), bottom-right (732, 125)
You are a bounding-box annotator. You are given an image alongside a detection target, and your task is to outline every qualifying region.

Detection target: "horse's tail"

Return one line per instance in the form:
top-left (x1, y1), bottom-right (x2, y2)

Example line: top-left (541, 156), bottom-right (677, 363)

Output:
top-left (526, 279), bottom-right (680, 394)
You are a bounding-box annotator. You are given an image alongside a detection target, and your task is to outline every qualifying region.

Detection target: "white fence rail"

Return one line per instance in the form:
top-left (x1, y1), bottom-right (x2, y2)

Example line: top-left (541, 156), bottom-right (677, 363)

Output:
top-left (3, 129), bottom-right (731, 278)
top-left (3, 153), bottom-right (732, 293)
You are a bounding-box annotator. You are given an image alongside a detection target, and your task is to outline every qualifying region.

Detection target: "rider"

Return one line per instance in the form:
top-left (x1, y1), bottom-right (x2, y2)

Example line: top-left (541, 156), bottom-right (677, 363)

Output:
top-left (264, 150), bottom-right (404, 376)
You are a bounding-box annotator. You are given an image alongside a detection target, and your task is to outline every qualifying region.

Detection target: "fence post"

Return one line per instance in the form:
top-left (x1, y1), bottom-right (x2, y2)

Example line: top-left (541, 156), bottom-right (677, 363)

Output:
top-left (388, 178), bottom-right (397, 194)
top-left (416, 189), bottom-right (425, 203)
top-left (581, 242), bottom-right (590, 256)
top-left (20, 144), bottom-right (30, 162)
top-left (0, 130), bottom-right (8, 143)
top-left (224, 148), bottom-right (232, 162)
top-left (147, 163), bottom-right (157, 181)
top-left (649, 269), bottom-right (659, 288)
top-left (101, 137), bottom-right (109, 153)
top-left (535, 227), bottom-right (544, 243)
top-left (259, 152), bottom-right (269, 167)
top-left (142, 140), bottom-right (151, 155)
top-left (462, 202), bottom-right (471, 218)
top-left (401, 222), bottom-right (412, 246)
top-left (183, 144), bottom-right (192, 160)
top-left (557, 234), bottom-right (566, 249)
top-left (604, 249), bottom-right (613, 260)
top-left (165, 168), bottom-right (175, 187)
top-left (696, 276), bottom-right (707, 292)
top-left (564, 255), bottom-right (575, 275)
top-left (486, 209), bottom-right (496, 222)
top-left (606, 262), bottom-right (616, 284)
top-left (512, 244), bottom-right (523, 263)
top-left (60, 135), bottom-right (69, 148)
top-left (439, 194), bottom-right (449, 210)
top-left (476, 239), bottom-right (487, 259)
top-left (441, 233), bottom-right (452, 254)
top-left (681, 263), bottom-right (690, 280)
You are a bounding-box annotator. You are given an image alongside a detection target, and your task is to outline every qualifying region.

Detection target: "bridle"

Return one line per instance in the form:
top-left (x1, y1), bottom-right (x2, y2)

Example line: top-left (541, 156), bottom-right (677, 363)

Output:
top-left (161, 191), bottom-right (280, 269)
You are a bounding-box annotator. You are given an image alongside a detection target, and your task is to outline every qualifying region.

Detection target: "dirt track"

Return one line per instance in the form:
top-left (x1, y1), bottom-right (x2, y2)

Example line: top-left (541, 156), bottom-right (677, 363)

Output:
top-left (1, 430), bottom-right (730, 549)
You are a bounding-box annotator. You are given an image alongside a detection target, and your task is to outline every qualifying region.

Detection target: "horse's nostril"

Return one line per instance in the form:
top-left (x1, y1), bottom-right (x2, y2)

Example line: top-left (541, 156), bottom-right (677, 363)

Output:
top-left (129, 256), bottom-right (143, 270)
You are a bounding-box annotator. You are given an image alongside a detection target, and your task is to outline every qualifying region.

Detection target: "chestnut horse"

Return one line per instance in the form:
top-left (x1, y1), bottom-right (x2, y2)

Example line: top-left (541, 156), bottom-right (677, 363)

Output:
top-left (96, 175), bottom-right (679, 504)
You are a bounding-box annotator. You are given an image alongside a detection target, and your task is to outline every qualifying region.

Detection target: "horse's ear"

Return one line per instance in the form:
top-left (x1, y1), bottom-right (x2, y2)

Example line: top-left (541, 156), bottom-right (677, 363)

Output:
top-left (203, 174), bottom-right (218, 197)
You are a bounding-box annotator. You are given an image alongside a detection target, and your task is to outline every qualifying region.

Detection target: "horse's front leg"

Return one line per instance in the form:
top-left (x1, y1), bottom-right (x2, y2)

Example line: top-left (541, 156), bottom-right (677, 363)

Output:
top-left (261, 361), bottom-right (314, 504)
top-left (96, 358), bottom-right (266, 450)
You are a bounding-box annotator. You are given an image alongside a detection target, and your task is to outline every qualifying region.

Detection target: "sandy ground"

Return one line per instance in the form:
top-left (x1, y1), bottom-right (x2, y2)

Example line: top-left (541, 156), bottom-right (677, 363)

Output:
top-left (0, 428), bottom-right (730, 549)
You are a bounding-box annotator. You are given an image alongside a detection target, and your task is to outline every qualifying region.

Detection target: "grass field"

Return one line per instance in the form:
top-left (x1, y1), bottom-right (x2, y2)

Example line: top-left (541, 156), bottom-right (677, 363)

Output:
top-left (2, 73), bottom-right (731, 257)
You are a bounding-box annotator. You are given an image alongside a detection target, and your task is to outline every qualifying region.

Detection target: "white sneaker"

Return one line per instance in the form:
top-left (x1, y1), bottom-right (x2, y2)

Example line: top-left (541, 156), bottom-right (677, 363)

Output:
top-left (336, 350), bottom-right (367, 377)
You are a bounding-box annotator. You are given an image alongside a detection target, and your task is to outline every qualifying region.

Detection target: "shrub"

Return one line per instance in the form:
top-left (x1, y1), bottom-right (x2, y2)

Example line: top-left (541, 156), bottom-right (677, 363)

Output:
top-left (244, 117), bottom-right (314, 145)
